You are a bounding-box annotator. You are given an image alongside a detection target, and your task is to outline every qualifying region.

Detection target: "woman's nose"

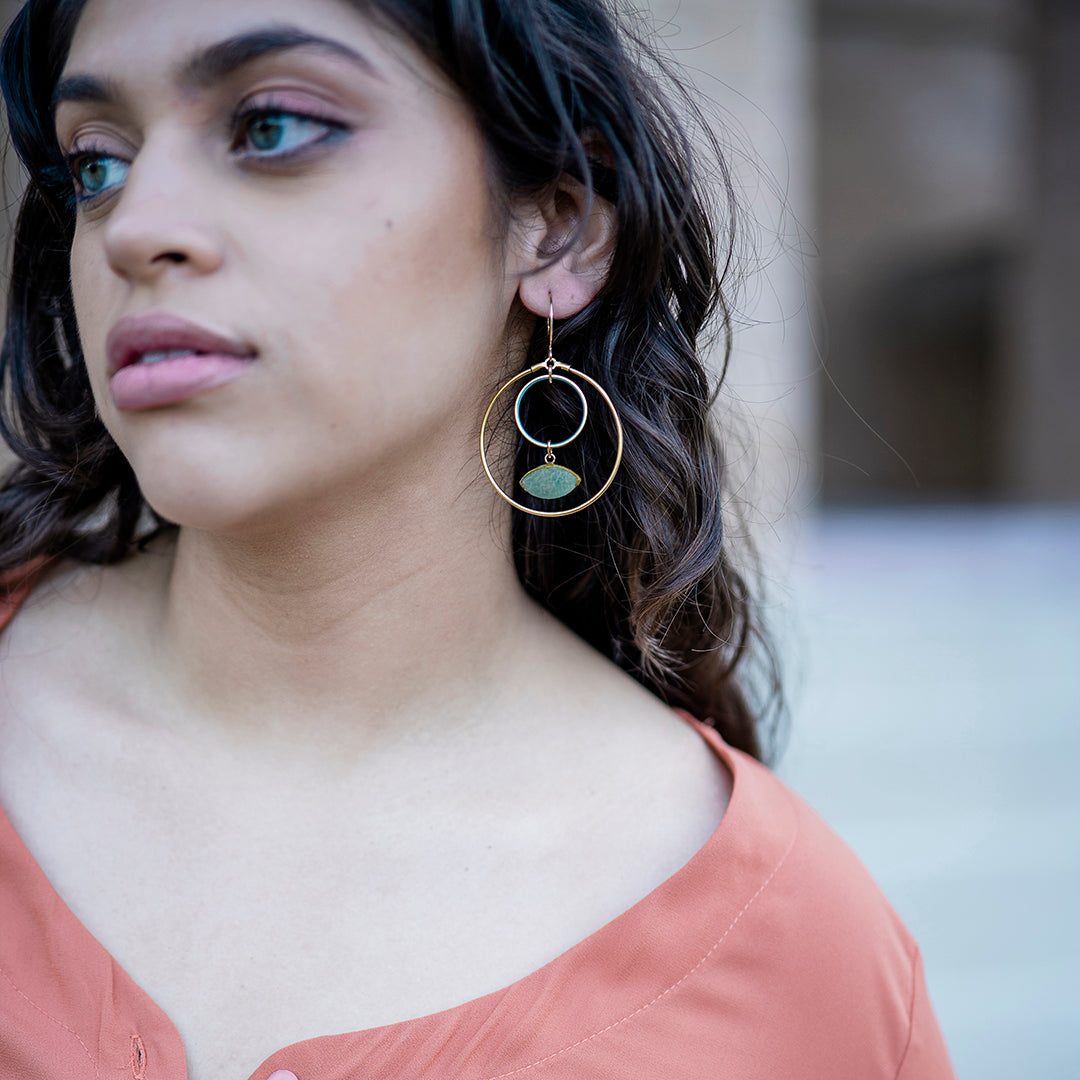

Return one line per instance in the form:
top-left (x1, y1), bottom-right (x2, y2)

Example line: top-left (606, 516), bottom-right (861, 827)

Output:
top-left (102, 138), bottom-right (226, 283)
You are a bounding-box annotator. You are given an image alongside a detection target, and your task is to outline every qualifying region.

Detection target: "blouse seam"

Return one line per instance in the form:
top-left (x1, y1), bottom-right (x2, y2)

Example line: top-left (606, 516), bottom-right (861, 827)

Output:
top-left (481, 789), bottom-right (801, 1080)
top-left (0, 961), bottom-right (100, 1079)
top-left (890, 942), bottom-right (921, 1080)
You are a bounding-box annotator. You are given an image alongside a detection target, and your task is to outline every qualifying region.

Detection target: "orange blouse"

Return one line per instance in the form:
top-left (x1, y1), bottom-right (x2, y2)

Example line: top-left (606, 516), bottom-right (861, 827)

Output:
top-left (0, 565), bottom-right (956, 1080)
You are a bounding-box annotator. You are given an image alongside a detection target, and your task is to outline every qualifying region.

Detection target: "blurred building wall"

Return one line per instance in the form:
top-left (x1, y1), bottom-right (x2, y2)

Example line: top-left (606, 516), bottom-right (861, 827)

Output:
top-left (816, 0), bottom-right (1078, 504)
top-left (1005, 0), bottom-right (1080, 501)
top-left (644, 0), bottom-right (816, 557)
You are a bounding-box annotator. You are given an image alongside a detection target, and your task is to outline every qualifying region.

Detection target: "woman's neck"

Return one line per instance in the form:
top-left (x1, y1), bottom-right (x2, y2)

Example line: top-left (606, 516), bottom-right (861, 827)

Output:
top-left (144, 486), bottom-right (538, 759)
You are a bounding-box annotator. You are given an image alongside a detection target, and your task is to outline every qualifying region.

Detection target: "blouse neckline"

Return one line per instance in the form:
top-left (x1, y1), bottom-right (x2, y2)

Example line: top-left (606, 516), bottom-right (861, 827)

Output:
top-left (0, 563), bottom-right (798, 1080)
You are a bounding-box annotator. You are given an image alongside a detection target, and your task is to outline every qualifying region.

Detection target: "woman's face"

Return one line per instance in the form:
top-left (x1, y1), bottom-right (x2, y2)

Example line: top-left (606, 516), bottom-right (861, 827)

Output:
top-left (56, 0), bottom-right (524, 532)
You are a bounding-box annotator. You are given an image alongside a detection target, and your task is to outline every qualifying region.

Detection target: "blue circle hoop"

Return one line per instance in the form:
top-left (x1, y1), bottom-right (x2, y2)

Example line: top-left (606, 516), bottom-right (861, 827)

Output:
top-left (513, 373), bottom-right (589, 449)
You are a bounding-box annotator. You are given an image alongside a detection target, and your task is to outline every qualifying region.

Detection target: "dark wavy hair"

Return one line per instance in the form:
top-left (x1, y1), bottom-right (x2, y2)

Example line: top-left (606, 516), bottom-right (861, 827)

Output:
top-left (0, 0), bottom-right (784, 764)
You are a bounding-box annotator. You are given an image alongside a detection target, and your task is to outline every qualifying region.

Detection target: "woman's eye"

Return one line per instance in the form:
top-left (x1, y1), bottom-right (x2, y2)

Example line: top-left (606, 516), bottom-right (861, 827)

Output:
top-left (237, 111), bottom-right (338, 157)
top-left (68, 154), bottom-right (130, 199)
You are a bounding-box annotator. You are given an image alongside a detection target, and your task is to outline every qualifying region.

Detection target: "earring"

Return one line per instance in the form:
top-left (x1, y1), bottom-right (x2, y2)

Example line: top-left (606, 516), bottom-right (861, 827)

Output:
top-left (479, 295), bottom-right (623, 518)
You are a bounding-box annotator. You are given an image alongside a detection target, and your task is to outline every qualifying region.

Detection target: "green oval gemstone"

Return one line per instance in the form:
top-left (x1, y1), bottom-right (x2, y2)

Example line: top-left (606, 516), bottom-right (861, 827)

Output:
top-left (519, 464), bottom-right (582, 499)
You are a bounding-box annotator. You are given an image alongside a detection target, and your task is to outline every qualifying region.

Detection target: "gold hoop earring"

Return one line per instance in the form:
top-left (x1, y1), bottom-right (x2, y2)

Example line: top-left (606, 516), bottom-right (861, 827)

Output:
top-left (480, 296), bottom-right (623, 518)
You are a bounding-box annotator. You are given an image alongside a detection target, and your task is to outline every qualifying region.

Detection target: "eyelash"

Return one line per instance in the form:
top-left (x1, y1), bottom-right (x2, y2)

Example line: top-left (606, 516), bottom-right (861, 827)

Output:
top-left (63, 101), bottom-right (348, 204)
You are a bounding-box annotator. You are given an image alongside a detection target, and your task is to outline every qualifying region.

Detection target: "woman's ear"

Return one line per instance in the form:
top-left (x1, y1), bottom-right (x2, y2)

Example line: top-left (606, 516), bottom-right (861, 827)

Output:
top-left (515, 172), bottom-right (618, 319)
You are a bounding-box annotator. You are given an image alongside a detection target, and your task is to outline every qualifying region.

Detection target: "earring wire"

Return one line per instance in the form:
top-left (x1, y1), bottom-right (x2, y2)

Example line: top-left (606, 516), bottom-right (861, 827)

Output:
top-left (547, 294), bottom-right (555, 381)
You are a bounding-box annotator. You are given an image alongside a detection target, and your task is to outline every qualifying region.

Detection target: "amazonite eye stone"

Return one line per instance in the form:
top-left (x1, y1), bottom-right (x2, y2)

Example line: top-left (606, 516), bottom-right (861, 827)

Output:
top-left (519, 464), bottom-right (582, 499)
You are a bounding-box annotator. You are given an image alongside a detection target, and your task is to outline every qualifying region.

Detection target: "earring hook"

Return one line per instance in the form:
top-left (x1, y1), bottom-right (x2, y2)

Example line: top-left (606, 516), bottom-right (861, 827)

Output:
top-left (546, 293), bottom-right (555, 381)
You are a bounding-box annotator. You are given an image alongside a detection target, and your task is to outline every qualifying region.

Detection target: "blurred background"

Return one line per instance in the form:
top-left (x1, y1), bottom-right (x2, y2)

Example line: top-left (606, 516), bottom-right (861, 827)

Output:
top-left (1, 0), bottom-right (1077, 1075)
top-left (642, 1), bottom-right (1079, 1077)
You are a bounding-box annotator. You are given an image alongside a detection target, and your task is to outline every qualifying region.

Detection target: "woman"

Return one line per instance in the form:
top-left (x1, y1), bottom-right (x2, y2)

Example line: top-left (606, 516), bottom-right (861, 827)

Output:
top-left (0, 0), bottom-right (955, 1077)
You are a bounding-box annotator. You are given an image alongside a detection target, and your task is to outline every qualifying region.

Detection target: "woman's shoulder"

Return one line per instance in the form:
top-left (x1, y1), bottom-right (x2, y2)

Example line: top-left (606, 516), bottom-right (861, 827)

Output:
top-left (0, 539), bottom-right (171, 644)
top-left (0, 550), bottom-right (170, 752)
top-left (681, 732), bottom-right (953, 1075)
top-left (0, 555), bottom-right (107, 657)
top-left (0, 556), bottom-right (57, 631)
top-left (714, 733), bottom-right (919, 965)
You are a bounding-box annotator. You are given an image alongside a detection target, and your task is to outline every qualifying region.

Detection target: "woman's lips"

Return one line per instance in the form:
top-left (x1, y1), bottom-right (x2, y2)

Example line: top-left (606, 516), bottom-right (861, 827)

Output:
top-left (105, 311), bottom-right (257, 410)
top-left (109, 353), bottom-right (256, 410)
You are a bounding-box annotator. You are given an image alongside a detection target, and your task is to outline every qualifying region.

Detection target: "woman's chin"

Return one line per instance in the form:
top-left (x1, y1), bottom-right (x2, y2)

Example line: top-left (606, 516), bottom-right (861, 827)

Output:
top-left (136, 472), bottom-right (292, 538)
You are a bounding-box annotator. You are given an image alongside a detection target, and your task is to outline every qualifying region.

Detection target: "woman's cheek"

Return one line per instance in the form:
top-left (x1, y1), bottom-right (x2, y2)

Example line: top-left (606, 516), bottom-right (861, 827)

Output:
top-left (70, 244), bottom-right (112, 391)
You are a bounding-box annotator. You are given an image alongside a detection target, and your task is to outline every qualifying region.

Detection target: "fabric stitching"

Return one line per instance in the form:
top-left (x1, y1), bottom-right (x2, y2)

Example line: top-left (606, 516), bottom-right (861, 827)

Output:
top-left (0, 961), bottom-right (100, 1079)
top-left (890, 942), bottom-right (921, 1080)
top-left (482, 795), bottom-right (800, 1080)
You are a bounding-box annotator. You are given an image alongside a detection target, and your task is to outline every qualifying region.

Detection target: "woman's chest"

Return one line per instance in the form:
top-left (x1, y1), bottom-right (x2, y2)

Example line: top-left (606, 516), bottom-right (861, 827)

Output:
top-left (1, 766), bottom-right (581, 1078)
top-left (0, 654), bottom-right (730, 1080)
top-left (0, 731), bottom-right (729, 1080)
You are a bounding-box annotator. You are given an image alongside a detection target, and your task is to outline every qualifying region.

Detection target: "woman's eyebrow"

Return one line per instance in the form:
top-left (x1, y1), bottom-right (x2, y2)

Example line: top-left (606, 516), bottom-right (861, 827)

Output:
top-left (52, 24), bottom-right (382, 114)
